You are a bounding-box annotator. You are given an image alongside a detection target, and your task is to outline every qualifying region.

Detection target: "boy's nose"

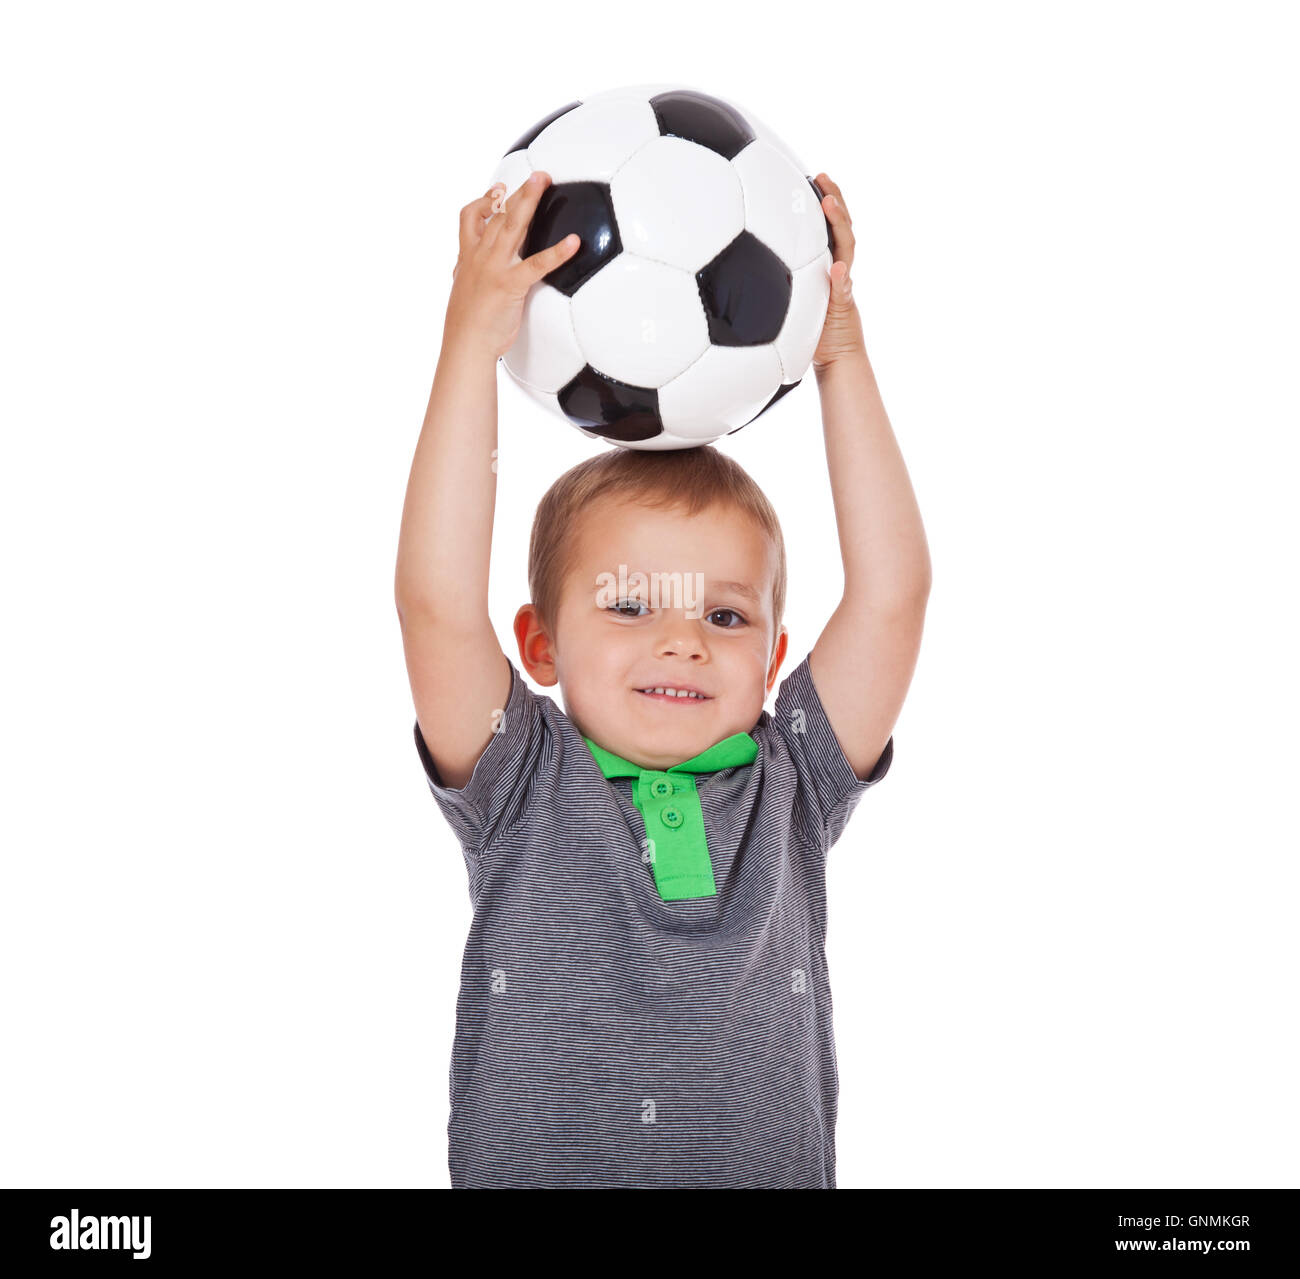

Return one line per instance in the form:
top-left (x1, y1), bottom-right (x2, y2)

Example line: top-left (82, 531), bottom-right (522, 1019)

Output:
top-left (655, 622), bottom-right (707, 660)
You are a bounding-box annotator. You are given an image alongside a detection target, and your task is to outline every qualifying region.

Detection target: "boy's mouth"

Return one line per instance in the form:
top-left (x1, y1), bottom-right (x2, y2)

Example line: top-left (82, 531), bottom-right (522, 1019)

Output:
top-left (635, 685), bottom-right (712, 703)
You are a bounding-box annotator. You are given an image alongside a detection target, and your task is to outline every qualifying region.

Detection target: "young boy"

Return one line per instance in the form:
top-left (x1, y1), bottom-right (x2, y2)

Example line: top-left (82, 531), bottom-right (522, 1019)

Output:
top-left (395, 170), bottom-right (930, 1188)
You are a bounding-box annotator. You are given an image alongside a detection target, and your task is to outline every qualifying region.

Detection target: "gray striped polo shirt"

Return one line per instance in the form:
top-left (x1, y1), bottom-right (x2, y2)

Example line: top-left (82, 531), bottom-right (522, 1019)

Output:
top-left (413, 648), bottom-right (893, 1188)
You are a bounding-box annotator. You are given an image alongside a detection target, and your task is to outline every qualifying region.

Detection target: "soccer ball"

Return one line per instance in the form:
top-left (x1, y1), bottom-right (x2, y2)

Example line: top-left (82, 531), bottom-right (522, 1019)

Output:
top-left (488, 84), bottom-right (834, 450)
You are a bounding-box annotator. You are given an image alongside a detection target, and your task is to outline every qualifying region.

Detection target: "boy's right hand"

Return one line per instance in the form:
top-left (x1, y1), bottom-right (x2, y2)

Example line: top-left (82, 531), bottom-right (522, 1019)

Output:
top-left (444, 172), bottom-right (581, 361)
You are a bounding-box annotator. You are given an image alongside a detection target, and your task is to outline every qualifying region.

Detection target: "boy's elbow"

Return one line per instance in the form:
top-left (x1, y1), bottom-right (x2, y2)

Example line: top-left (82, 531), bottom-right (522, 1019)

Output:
top-left (394, 578), bottom-right (413, 623)
top-left (914, 561), bottom-right (933, 606)
top-left (903, 548), bottom-right (934, 611)
top-left (857, 564), bottom-right (932, 616)
top-left (395, 565), bottom-right (441, 625)
top-left (395, 583), bottom-right (431, 629)
top-left (890, 578), bottom-right (931, 619)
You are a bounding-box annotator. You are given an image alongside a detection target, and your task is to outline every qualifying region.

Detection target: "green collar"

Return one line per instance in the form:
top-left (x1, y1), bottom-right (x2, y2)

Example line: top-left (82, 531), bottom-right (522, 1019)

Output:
top-left (582, 732), bottom-right (758, 902)
top-left (582, 732), bottom-right (758, 779)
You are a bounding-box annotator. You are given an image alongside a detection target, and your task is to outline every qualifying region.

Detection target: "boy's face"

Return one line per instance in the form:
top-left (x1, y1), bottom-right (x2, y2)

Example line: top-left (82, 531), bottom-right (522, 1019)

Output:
top-left (515, 498), bottom-right (788, 771)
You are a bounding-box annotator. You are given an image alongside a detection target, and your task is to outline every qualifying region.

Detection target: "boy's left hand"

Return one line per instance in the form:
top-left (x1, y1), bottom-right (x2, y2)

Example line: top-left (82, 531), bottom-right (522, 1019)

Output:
top-left (811, 172), bottom-right (866, 372)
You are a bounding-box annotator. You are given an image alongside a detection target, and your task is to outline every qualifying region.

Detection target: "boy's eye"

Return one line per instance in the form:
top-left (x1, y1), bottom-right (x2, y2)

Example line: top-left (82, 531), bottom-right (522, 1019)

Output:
top-left (604, 600), bottom-right (747, 626)
top-left (707, 608), bottom-right (746, 628)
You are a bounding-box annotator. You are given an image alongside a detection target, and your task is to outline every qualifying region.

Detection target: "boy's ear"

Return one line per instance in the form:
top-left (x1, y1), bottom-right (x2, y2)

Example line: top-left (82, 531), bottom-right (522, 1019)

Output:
top-left (765, 626), bottom-right (789, 694)
top-left (514, 603), bottom-right (559, 687)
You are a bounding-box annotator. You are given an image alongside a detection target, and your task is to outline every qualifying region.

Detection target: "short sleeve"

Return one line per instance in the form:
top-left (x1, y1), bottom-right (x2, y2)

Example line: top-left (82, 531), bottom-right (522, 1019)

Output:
top-left (770, 652), bottom-right (893, 851)
top-left (412, 653), bottom-right (548, 859)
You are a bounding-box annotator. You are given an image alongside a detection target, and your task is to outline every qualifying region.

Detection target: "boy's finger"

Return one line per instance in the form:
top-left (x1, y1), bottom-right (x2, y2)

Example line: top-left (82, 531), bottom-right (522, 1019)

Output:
top-left (828, 209), bottom-right (855, 271)
top-left (460, 185), bottom-right (505, 244)
top-left (824, 192), bottom-right (851, 225)
top-left (832, 259), bottom-right (853, 300)
top-left (519, 232), bottom-right (580, 284)
top-left (486, 170), bottom-right (552, 246)
top-left (815, 177), bottom-right (855, 271)
top-left (815, 172), bottom-right (851, 222)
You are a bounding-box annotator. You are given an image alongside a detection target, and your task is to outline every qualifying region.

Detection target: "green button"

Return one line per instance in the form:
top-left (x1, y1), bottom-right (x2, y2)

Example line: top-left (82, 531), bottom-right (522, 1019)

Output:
top-left (661, 807), bottom-right (683, 828)
top-left (650, 777), bottom-right (672, 798)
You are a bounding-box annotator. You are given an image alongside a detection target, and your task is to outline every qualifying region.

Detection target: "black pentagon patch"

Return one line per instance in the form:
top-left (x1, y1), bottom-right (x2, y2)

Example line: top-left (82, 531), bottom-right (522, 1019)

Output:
top-left (502, 101), bottom-right (582, 157)
top-left (557, 366), bottom-right (663, 442)
top-left (521, 181), bottom-right (621, 298)
top-left (696, 231), bottom-right (792, 345)
top-left (649, 90), bottom-right (755, 161)
top-left (728, 378), bottom-right (801, 433)
top-left (808, 175), bottom-right (834, 252)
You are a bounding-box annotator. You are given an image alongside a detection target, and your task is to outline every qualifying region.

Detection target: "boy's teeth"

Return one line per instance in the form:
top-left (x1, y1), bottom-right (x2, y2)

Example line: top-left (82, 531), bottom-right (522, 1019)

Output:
top-left (643, 687), bottom-right (704, 699)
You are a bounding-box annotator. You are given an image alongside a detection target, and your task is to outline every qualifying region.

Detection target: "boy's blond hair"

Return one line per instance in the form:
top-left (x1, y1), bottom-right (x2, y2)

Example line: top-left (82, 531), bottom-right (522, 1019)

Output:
top-left (527, 445), bottom-right (787, 648)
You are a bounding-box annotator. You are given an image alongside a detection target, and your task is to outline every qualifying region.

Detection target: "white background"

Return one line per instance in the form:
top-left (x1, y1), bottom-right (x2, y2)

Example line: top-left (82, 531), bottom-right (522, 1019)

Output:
top-left (3, 1), bottom-right (1296, 1189)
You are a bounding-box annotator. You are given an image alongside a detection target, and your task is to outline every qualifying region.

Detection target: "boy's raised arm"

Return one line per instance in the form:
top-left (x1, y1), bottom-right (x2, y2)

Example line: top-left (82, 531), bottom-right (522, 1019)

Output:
top-left (394, 174), bottom-right (579, 790)
top-left (805, 173), bottom-right (932, 781)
